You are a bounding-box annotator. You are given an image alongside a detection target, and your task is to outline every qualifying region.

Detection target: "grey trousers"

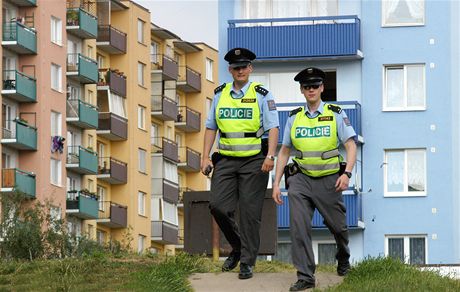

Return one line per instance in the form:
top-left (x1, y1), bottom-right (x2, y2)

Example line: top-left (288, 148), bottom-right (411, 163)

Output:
top-left (288, 172), bottom-right (350, 283)
top-left (209, 152), bottom-right (268, 266)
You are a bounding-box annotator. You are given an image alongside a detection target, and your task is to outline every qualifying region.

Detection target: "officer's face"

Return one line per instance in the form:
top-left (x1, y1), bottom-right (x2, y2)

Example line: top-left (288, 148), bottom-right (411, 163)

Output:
top-left (229, 64), bottom-right (253, 83)
top-left (300, 84), bottom-right (324, 104)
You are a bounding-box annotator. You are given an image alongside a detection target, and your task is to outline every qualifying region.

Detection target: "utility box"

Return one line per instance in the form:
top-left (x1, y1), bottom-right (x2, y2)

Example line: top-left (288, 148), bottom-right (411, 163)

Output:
top-left (184, 189), bottom-right (277, 256)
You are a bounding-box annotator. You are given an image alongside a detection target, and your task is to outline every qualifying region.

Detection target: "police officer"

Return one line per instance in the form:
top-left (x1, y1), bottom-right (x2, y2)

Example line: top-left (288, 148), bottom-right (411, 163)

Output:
top-left (272, 67), bottom-right (356, 291)
top-left (201, 47), bottom-right (279, 280)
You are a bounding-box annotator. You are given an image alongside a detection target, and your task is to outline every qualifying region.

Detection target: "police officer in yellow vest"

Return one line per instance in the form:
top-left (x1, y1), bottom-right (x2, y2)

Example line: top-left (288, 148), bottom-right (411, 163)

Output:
top-left (272, 67), bottom-right (357, 291)
top-left (201, 48), bottom-right (279, 280)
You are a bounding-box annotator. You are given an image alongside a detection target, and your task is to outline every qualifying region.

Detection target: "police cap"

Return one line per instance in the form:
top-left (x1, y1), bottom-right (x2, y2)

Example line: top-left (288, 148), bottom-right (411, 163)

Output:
top-left (294, 67), bottom-right (326, 86)
top-left (224, 48), bottom-right (256, 68)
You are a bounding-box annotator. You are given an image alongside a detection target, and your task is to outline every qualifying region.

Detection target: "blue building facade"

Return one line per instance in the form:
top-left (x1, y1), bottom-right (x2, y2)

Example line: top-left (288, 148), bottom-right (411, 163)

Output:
top-left (218, 0), bottom-right (460, 265)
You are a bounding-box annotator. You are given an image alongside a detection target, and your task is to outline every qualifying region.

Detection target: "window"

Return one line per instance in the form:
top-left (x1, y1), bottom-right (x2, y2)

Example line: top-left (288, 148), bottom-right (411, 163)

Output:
top-left (49, 206), bottom-right (62, 231)
top-left (138, 235), bottom-right (145, 254)
top-left (87, 224), bottom-right (94, 238)
top-left (51, 111), bottom-right (62, 136)
top-left (87, 45), bottom-right (94, 58)
top-left (50, 158), bottom-right (62, 185)
top-left (137, 19), bottom-right (145, 43)
top-left (206, 97), bottom-right (212, 119)
top-left (51, 63), bottom-right (62, 91)
top-left (138, 191), bottom-right (146, 216)
top-left (51, 16), bottom-right (62, 45)
top-left (150, 42), bottom-right (159, 63)
top-left (87, 90), bottom-right (94, 104)
top-left (97, 54), bottom-right (104, 69)
top-left (382, 0), bottom-right (424, 27)
top-left (385, 235), bottom-right (426, 264)
top-left (108, 93), bottom-right (127, 118)
top-left (151, 123), bottom-right (160, 146)
top-left (138, 62), bottom-right (145, 86)
top-left (138, 148), bottom-right (146, 173)
top-left (163, 200), bottom-right (178, 225)
top-left (318, 243), bottom-right (337, 264)
top-left (138, 105), bottom-right (146, 130)
top-left (88, 179), bottom-right (94, 192)
top-left (97, 185), bottom-right (106, 211)
top-left (164, 161), bottom-right (178, 183)
top-left (383, 64), bottom-right (425, 111)
top-left (97, 230), bottom-right (105, 245)
top-left (242, 0), bottom-right (337, 19)
top-left (206, 58), bottom-right (214, 82)
top-left (384, 149), bottom-right (426, 196)
top-left (88, 134), bottom-right (94, 149)
top-left (151, 196), bottom-right (161, 221)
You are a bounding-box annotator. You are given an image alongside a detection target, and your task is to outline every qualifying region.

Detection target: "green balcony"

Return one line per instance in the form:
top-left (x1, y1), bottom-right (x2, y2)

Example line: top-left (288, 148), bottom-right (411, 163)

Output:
top-left (1, 119), bottom-right (37, 150)
top-left (2, 70), bottom-right (37, 102)
top-left (2, 21), bottom-right (37, 54)
top-left (66, 190), bottom-right (99, 219)
top-left (7, 0), bottom-right (36, 6)
top-left (66, 99), bottom-right (98, 129)
top-left (66, 8), bottom-right (98, 39)
top-left (66, 146), bottom-right (98, 174)
top-left (1, 168), bottom-right (36, 198)
top-left (67, 53), bottom-right (98, 84)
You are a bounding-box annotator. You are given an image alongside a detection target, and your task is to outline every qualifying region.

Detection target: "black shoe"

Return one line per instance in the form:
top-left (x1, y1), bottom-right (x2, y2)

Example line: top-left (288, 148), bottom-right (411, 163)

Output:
top-left (337, 261), bottom-right (351, 276)
top-left (238, 263), bottom-right (253, 279)
top-left (289, 280), bottom-right (315, 291)
top-left (222, 251), bottom-right (240, 272)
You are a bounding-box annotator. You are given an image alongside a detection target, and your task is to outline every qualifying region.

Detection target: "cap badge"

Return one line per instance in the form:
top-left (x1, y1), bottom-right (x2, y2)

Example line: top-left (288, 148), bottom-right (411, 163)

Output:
top-left (307, 68), bottom-right (313, 73)
top-left (235, 49), bottom-right (241, 55)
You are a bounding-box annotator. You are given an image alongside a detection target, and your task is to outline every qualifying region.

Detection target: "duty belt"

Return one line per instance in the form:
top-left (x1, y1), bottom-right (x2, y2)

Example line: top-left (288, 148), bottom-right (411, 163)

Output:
top-left (295, 148), bottom-right (340, 160)
top-left (220, 127), bottom-right (264, 138)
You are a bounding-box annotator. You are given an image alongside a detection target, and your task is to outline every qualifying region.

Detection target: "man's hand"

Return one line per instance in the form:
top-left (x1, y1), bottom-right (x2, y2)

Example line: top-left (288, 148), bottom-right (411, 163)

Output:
top-left (261, 157), bottom-right (274, 173)
top-left (201, 157), bottom-right (213, 176)
top-left (272, 184), bottom-right (283, 205)
top-left (335, 174), bottom-right (349, 192)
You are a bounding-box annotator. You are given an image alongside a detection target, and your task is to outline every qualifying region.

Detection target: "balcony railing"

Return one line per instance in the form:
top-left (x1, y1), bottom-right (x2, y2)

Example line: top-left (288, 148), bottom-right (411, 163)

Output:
top-left (177, 66), bottom-right (201, 92)
top-left (97, 201), bottom-right (127, 228)
top-left (1, 168), bottom-right (36, 198)
top-left (2, 70), bottom-right (36, 102)
top-left (277, 192), bottom-right (363, 229)
top-left (150, 95), bottom-right (177, 121)
top-left (97, 112), bottom-right (128, 141)
top-left (175, 106), bottom-right (201, 132)
top-left (151, 137), bottom-right (178, 162)
top-left (66, 190), bottom-right (99, 219)
top-left (66, 99), bottom-right (98, 129)
top-left (2, 21), bottom-right (37, 54)
top-left (66, 7), bottom-right (98, 39)
top-left (277, 101), bottom-right (362, 144)
top-left (67, 53), bottom-right (98, 84)
top-left (1, 119), bottom-right (37, 150)
top-left (151, 54), bottom-right (178, 81)
top-left (151, 220), bottom-right (178, 244)
top-left (228, 15), bottom-right (362, 60)
top-left (97, 156), bottom-right (127, 184)
top-left (177, 147), bottom-right (201, 172)
top-left (66, 145), bottom-right (98, 174)
top-left (151, 178), bottom-right (179, 203)
top-left (97, 25), bottom-right (127, 54)
top-left (97, 68), bottom-right (127, 97)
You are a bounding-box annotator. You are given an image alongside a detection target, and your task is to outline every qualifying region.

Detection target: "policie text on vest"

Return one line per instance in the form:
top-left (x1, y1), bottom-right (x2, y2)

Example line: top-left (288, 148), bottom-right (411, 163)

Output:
top-left (218, 108), bottom-right (253, 119)
top-left (295, 126), bottom-right (331, 138)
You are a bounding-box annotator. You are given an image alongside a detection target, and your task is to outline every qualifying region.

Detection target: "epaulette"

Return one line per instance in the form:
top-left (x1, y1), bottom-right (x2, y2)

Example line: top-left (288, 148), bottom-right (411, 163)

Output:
top-left (214, 83), bottom-right (226, 94)
top-left (254, 85), bottom-right (269, 96)
top-left (289, 107), bottom-right (302, 117)
top-left (328, 104), bottom-right (342, 114)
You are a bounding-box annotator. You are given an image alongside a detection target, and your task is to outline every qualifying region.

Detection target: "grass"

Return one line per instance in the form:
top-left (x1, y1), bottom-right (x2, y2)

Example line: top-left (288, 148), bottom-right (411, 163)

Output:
top-left (0, 254), bottom-right (458, 291)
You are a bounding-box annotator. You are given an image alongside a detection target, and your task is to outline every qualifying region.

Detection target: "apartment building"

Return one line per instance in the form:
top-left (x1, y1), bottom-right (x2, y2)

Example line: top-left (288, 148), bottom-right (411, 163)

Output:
top-left (150, 24), bottom-right (218, 254)
top-left (218, 0), bottom-right (460, 265)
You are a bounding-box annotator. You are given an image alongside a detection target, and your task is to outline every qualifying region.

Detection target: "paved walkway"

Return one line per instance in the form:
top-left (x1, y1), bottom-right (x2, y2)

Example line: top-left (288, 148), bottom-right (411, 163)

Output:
top-left (189, 272), bottom-right (343, 292)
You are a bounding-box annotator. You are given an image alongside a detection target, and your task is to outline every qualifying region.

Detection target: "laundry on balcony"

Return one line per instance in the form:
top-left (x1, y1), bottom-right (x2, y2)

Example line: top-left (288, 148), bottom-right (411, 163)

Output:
top-left (51, 135), bottom-right (65, 153)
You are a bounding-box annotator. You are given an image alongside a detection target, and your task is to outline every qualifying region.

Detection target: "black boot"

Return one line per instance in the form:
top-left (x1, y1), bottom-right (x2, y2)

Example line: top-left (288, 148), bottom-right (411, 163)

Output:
top-left (222, 251), bottom-right (240, 272)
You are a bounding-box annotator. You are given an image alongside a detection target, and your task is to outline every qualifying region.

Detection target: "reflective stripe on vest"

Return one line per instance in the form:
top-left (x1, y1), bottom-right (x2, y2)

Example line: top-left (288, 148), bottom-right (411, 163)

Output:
top-left (291, 104), bottom-right (340, 177)
top-left (216, 82), bottom-right (262, 157)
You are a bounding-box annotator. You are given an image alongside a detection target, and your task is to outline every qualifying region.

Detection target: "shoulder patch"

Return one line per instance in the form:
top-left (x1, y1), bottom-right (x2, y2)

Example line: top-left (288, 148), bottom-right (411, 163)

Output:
top-left (214, 83), bottom-right (226, 94)
top-left (327, 104), bottom-right (342, 114)
top-left (254, 85), bottom-right (269, 96)
top-left (289, 107), bottom-right (302, 117)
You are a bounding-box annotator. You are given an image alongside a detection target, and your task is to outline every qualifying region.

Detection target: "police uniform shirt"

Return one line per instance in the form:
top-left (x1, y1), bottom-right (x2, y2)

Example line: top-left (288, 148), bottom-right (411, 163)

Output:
top-left (205, 82), bottom-right (280, 136)
top-left (282, 101), bottom-right (356, 147)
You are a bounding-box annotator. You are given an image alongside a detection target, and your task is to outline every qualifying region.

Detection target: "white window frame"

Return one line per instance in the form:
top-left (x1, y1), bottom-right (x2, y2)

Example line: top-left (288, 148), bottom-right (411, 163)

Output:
top-left (50, 158), bottom-right (62, 186)
top-left (383, 64), bottom-right (426, 111)
top-left (137, 19), bottom-right (145, 44)
top-left (383, 148), bottom-right (427, 197)
top-left (97, 185), bottom-right (106, 211)
top-left (384, 234), bottom-right (427, 264)
top-left (150, 42), bottom-right (159, 63)
top-left (205, 58), bottom-right (214, 82)
top-left (138, 234), bottom-right (145, 254)
top-left (51, 111), bottom-right (62, 136)
top-left (138, 62), bottom-right (145, 86)
top-left (382, 0), bottom-right (425, 27)
top-left (162, 200), bottom-right (178, 225)
top-left (51, 16), bottom-right (62, 45)
top-left (138, 105), bottom-right (146, 130)
top-left (138, 191), bottom-right (146, 216)
top-left (138, 148), bottom-right (146, 173)
top-left (51, 63), bottom-right (62, 92)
